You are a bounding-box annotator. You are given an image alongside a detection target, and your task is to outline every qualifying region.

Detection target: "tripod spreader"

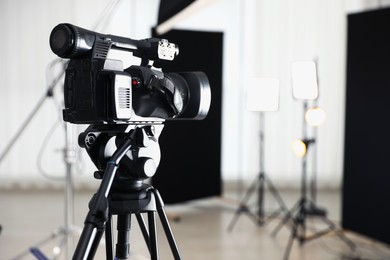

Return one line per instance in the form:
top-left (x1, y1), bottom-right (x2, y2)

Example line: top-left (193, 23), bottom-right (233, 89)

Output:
top-left (107, 183), bottom-right (182, 260)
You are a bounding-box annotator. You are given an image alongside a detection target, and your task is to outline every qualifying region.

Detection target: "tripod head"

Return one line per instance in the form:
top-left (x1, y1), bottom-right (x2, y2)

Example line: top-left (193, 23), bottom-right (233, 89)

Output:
top-left (78, 124), bottom-right (162, 184)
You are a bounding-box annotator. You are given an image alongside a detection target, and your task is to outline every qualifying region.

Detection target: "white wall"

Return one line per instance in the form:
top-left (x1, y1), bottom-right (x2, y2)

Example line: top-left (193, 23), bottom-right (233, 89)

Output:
top-left (0, 0), bottom-right (388, 189)
top-left (0, 0), bottom-right (158, 188)
top-left (173, 0), bottom-right (390, 188)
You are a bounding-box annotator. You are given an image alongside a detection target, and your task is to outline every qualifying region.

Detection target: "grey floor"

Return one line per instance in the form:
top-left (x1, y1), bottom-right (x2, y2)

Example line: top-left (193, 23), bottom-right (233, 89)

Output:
top-left (1, 186), bottom-right (390, 260)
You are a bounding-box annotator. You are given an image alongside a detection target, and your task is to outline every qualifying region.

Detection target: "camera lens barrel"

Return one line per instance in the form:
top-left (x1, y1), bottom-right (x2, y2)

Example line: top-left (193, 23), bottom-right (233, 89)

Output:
top-left (166, 72), bottom-right (211, 120)
top-left (50, 23), bottom-right (96, 58)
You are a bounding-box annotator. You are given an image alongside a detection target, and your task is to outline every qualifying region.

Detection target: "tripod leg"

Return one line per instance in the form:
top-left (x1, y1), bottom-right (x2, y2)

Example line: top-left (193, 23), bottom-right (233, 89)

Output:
top-left (283, 217), bottom-right (299, 260)
top-left (135, 213), bottom-right (151, 253)
top-left (227, 176), bottom-right (259, 231)
top-left (152, 189), bottom-right (182, 260)
top-left (264, 174), bottom-right (288, 215)
top-left (105, 214), bottom-right (115, 260)
top-left (74, 135), bottom-right (134, 259)
top-left (227, 209), bottom-right (241, 231)
top-left (156, 208), bottom-right (182, 260)
top-left (271, 200), bottom-right (300, 237)
top-left (73, 224), bottom-right (105, 260)
top-left (320, 217), bottom-right (356, 250)
top-left (116, 214), bottom-right (131, 260)
top-left (227, 210), bottom-right (242, 232)
top-left (148, 212), bottom-right (159, 260)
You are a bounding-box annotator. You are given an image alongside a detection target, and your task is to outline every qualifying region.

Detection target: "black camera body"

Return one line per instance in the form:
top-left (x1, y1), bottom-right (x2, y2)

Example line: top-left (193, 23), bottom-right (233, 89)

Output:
top-left (62, 57), bottom-right (131, 123)
top-left (50, 23), bottom-right (211, 125)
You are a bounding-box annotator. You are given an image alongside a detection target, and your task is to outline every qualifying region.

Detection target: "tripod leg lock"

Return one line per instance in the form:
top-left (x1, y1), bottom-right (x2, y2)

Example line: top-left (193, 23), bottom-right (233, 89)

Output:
top-left (85, 193), bottom-right (109, 230)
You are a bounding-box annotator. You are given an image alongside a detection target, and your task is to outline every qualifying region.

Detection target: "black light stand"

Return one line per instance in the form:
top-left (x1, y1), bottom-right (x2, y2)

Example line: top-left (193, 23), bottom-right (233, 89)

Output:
top-left (271, 100), bottom-right (355, 260)
top-left (5, 61), bottom-right (84, 260)
top-left (0, 60), bottom-right (66, 165)
top-left (228, 112), bottom-right (287, 231)
top-left (13, 123), bottom-right (79, 260)
top-left (308, 99), bottom-right (320, 206)
top-left (4, 2), bottom-right (125, 258)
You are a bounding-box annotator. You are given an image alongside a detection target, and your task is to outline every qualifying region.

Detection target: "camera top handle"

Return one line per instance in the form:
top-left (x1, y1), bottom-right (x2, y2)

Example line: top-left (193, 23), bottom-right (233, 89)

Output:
top-left (50, 23), bottom-right (179, 65)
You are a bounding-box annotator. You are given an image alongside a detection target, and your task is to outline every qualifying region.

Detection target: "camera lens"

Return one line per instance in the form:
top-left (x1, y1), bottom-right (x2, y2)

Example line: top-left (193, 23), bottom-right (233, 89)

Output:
top-left (166, 72), bottom-right (211, 120)
top-left (50, 24), bottom-right (75, 58)
top-left (50, 23), bottom-right (97, 58)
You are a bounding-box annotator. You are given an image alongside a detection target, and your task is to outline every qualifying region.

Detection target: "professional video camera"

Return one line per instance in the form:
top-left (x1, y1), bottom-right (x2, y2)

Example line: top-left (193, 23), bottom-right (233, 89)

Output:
top-left (49, 23), bottom-right (211, 259)
top-left (50, 23), bottom-right (211, 181)
top-left (50, 23), bottom-right (211, 124)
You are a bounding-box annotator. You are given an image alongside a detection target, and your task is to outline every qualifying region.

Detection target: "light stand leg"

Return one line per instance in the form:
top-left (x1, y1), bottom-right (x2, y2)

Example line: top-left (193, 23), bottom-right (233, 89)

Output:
top-left (227, 175), bottom-right (262, 231)
top-left (6, 67), bottom-right (80, 260)
top-left (283, 217), bottom-right (299, 260)
top-left (9, 124), bottom-right (80, 260)
top-left (264, 175), bottom-right (288, 219)
top-left (271, 199), bottom-right (299, 237)
top-left (10, 229), bottom-right (68, 260)
top-left (321, 217), bottom-right (355, 249)
top-left (228, 112), bottom-right (287, 231)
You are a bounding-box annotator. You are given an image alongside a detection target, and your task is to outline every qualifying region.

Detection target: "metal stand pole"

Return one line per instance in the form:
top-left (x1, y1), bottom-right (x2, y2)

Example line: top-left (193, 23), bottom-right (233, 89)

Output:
top-left (0, 61), bottom-right (66, 165)
top-left (64, 122), bottom-right (76, 260)
top-left (310, 99), bottom-right (318, 204)
top-left (271, 100), bottom-right (355, 259)
top-left (228, 112), bottom-right (287, 231)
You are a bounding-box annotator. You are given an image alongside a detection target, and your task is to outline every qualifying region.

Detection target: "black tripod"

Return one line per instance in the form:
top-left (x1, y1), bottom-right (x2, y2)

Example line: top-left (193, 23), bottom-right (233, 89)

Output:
top-left (228, 112), bottom-right (287, 231)
top-left (73, 126), bottom-right (181, 260)
top-left (271, 139), bottom-right (355, 260)
top-left (227, 170), bottom-right (288, 231)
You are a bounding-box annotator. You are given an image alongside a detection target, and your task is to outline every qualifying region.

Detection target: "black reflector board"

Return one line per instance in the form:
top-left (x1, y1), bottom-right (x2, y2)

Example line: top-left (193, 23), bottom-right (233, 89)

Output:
top-left (343, 7), bottom-right (390, 245)
top-left (151, 29), bottom-right (223, 204)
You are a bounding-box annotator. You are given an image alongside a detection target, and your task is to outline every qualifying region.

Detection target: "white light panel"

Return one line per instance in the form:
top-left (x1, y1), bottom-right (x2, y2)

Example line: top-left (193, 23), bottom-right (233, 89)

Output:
top-left (291, 61), bottom-right (318, 100)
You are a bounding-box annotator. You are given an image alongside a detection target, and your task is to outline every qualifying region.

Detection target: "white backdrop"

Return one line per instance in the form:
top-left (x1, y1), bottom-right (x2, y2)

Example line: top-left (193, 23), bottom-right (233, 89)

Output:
top-left (0, 0), bottom-right (388, 189)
